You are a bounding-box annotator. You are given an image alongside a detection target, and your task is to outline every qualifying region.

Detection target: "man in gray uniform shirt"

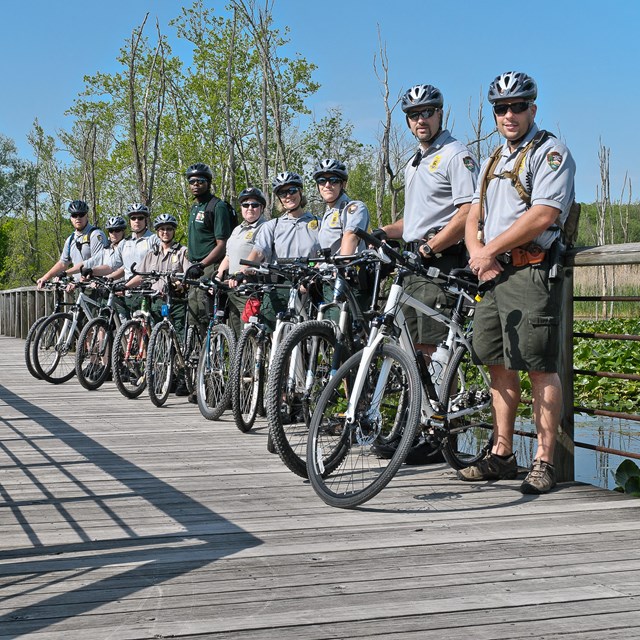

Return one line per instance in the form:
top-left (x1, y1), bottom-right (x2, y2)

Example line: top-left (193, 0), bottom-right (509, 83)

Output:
top-left (378, 84), bottom-right (478, 357)
top-left (461, 71), bottom-right (576, 494)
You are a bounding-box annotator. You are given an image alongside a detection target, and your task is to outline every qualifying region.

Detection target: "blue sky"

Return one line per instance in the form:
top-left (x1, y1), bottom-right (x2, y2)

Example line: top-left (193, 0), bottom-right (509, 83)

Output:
top-left (1, 0), bottom-right (639, 203)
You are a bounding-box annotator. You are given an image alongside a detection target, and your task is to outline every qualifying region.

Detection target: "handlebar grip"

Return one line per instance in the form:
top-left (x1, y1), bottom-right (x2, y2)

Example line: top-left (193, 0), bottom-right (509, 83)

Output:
top-left (239, 258), bottom-right (262, 268)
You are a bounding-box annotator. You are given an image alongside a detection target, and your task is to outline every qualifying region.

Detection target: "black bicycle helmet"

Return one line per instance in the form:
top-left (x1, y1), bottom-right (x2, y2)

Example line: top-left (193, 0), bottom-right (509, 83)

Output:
top-left (272, 171), bottom-right (304, 192)
top-left (312, 158), bottom-right (348, 181)
top-left (125, 203), bottom-right (150, 217)
top-left (68, 200), bottom-right (89, 215)
top-left (185, 163), bottom-right (213, 181)
top-left (488, 71), bottom-right (537, 104)
top-left (105, 215), bottom-right (127, 231)
top-left (153, 213), bottom-right (178, 229)
top-left (238, 187), bottom-right (266, 206)
top-left (401, 84), bottom-right (444, 113)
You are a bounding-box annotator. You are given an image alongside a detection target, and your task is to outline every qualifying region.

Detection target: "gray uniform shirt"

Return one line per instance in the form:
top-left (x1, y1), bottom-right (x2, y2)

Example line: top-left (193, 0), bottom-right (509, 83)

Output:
top-left (402, 129), bottom-right (478, 243)
top-left (83, 243), bottom-right (123, 270)
top-left (253, 211), bottom-right (321, 262)
top-left (318, 192), bottom-right (370, 254)
top-left (226, 216), bottom-right (266, 274)
top-left (138, 243), bottom-right (191, 295)
top-left (117, 230), bottom-right (160, 279)
top-left (472, 124), bottom-right (576, 250)
top-left (60, 224), bottom-right (107, 265)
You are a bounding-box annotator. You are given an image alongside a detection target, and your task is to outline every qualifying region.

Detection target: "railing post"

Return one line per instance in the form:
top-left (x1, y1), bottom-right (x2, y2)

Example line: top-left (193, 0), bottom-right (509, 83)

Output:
top-left (556, 264), bottom-right (575, 482)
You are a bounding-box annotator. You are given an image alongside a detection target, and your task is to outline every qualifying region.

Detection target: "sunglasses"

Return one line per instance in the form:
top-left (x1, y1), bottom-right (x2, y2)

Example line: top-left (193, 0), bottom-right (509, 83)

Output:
top-left (276, 187), bottom-right (301, 197)
top-left (156, 226), bottom-right (175, 232)
top-left (70, 213), bottom-right (87, 218)
top-left (241, 202), bottom-right (262, 209)
top-left (129, 215), bottom-right (146, 221)
top-left (492, 101), bottom-right (531, 116)
top-left (316, 176), bottom-right (342, 185)
top-left (188, 177), bottom-right (208, 185)
top-left (407, 108), bottom-right (437, 122)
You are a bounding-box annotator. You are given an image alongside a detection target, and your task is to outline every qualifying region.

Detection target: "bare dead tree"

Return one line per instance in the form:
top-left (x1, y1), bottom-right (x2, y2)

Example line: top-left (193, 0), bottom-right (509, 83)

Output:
top-left (223, 10), bottom-right (238, 200)
top-left (467, 87), bottom-right (498, 164)
top-left (596, 140), bottom-right (611, 318)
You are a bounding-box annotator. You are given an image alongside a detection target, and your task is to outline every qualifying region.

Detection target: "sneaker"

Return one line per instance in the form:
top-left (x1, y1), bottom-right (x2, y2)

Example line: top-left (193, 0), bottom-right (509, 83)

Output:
top-left (187, 392), bottom-right (197, 404)
top-left (520, 459), bottom-right (556, 494)
top-left (174, 382), bottom-right (189, 396)
top-left (457, 452), bottom-right (517, 482)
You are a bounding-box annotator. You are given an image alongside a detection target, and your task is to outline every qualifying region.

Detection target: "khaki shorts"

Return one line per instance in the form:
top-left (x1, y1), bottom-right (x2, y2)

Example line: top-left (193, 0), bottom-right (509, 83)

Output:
top-left (472, 261), bottom-right (562, 372)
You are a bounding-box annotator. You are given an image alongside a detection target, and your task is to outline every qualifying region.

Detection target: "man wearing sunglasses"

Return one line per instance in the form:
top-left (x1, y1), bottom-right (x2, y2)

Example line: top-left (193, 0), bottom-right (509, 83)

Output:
top-left (37, 200), bottom-right (107, 288)
top-left (185, 162), bottom-right (236, 336)
top-left (461, 71), bottom-right (576, 494)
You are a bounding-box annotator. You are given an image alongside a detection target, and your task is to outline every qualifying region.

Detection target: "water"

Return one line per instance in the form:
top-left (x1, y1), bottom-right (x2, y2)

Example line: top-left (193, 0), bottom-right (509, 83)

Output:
top-left (512, 415), bottom-right (640, 491)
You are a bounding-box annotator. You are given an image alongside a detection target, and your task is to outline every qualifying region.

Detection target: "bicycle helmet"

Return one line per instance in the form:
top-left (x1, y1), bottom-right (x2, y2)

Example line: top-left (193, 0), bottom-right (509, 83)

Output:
top-left (125, 202), bottom-right (150, 217)
top-left (488, 71), bottom-right (537, 104)
top-left (401, 84), bottom-right (444, 113)
top-left (312, 158), bottom-right (348, 181)
top-left (271, 171), bottom-right (304, 192)
top-left (185, 163), bottom-right (213, 181)
top-left (105, 215), bottom-right (127, 231)
top-left (238, 187), bottom-right (266, 206)
top-left (153, 213), bottom-right (178, 229)
top-left (68, 200), bottom-right (89, 215)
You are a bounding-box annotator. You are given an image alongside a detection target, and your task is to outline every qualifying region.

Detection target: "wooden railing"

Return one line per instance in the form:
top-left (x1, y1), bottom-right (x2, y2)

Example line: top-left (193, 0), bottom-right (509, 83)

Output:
top-left (2, 243), bottom-right (640, 483)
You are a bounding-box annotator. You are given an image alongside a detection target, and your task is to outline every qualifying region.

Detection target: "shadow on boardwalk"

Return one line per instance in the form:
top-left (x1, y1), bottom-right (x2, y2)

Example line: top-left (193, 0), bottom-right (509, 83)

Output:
top-left (0, 384), bottom-right (261, 637)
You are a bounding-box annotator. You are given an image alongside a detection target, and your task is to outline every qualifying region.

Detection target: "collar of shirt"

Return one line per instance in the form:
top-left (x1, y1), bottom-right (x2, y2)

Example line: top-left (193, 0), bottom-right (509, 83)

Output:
top-left (501, 123), bottom-right (539, 158)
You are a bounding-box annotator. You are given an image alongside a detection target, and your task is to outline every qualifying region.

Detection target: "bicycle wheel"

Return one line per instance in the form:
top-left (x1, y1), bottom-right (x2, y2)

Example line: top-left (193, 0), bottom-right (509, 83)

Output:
top-left (197, 324), bottom-right (236, 421)
top-left (75, 317), bottom-right (112, 390)
top-left (307, 343), bottom-right (421, 509)
top-left (146, 321), bottom-right (174, 407)
top-left (184, 324), bottom-right (202, 394)
top-left (230, 323), bottom-right (265, 433)
top-left (266, 320), bottom-right (345, 478)
top-left (440, 343), bottom-right (494, 470)
top-left (33, 312), bottom-right (79, 384)
top-left (24, 316), bottom-right (48, 380)
top-left (112, 318), bottom-right (148, 399)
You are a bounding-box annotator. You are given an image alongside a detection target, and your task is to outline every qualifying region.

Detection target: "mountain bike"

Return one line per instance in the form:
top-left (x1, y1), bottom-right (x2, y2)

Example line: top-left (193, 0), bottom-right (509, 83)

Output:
top-left (230, 259), bottom-right (322, 434)
top-left (306, 229), bottom-right (494, 508)
top-left (111, 287), bottom-right (157, 399)
top-left (75, 278), bottom-right (129, 390)
top-left (265, 252), bottom-right (383, 478)
top-left (32, 280), bottom-right (105, 384)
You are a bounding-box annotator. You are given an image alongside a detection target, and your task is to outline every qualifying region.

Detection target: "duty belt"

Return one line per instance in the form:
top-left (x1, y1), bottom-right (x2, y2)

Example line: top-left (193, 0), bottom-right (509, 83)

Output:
top-left (496, 244), bottom-right (546, 267)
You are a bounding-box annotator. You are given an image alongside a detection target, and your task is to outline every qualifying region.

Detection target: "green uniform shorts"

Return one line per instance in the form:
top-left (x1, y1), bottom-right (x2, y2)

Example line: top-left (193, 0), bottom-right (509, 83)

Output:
top-left (472, 260), bottom-right (562, 372)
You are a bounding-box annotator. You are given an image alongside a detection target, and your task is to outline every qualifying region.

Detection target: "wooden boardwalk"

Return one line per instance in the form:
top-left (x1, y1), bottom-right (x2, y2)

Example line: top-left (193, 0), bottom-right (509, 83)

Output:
top-left (1, 335), bottom-right (640, 640)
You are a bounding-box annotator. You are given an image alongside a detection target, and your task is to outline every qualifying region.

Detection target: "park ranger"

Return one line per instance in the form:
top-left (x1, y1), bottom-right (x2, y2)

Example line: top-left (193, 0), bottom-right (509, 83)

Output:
top-left (377, 84), bottom-right (478, 355)
top-left (37, 200), bottom-right (107, 288)
top-left (461, 71), bottom-right (576, 494)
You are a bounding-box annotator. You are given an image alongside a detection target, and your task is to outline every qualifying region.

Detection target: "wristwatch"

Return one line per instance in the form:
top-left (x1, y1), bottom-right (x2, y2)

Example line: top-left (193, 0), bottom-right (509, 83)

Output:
top-left (420, 242), bottom-right (435, 258)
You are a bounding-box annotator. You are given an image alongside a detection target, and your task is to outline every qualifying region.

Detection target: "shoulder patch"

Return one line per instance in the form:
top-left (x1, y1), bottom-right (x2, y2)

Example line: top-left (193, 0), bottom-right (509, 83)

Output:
top-left (307, 219), bottom-right (318, 230)
top-left (428, 155), bottom-right (442, 172)
top-left (346, 203), bottom-right (358, 214)
top-left (462, 156), bottom-right (476, 172)
top-left (546, 151), bottom-right (563, 171)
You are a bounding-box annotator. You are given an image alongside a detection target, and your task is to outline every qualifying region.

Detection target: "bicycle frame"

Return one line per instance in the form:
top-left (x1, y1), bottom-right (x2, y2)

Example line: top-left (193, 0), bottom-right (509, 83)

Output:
top-left (56, 286), bottom-right (103, 352)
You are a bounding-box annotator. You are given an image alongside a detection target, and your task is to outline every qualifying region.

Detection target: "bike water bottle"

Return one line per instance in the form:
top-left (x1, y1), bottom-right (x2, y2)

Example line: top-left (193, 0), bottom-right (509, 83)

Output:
top-left (429, 344), bottom-right (450, 387)
top-left (141, 297), bottom-right (150, 314)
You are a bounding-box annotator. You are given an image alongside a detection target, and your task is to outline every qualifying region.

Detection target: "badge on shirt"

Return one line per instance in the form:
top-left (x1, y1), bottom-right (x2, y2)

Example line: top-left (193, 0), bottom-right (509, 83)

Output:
top-left (547, 151), bottom-right (563, 171)
top-left (462, 156), bottom-right (476, 172)
top-left (308, 219), bottom-right (318, 230)
top-left (329, 212), bottom-right (340, 227)
top-left (428, 155), bottom-right (442, 172)
top-left (172, 255), bottom-right (178, 263)
top-left (196, 211), bottom-right (205, 222)
top-left (245, 230), bottom-right (255, 241)
top-left (346, 203), bottom-right (358, 214)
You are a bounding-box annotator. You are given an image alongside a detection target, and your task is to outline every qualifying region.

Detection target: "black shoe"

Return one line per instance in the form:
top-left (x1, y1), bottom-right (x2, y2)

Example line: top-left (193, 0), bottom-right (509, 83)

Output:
top-left (187, 392), bottom-right (197, 404)
top-left (174, 383), bottom-right (189, 396)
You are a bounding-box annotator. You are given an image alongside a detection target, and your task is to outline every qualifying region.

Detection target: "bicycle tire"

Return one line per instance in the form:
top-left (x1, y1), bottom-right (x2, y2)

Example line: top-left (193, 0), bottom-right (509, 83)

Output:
top-left (146, 321), bottom-right (174, 407)
top-left (307, 343), bottom-right (421, 509)
top-left (75, 317), bottom-right (112, 390)
top-left (266, 320), bottom-right (346, 478)
top-left (112, 318), bottom-right (149, 399)
top-left (196, 324), bottom-right (236, 421)
top-left (33, 312), bottom-right (79, 384)
top-left (24, 316), bottom-right (48, 380)
top-left (230, 323), bottom-right (264, 433)
top-left (440, 343), bottom-right (494, 470)
top-left (184, 325), bottom-right (202, 394)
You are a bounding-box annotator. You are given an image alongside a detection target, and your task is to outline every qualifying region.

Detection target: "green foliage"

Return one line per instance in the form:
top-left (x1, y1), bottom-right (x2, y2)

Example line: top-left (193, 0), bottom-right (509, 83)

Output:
top-left (613, 459), bottom-right (640, 496)
top-left (576, 201), bottom-right (640, 246)
top-left (573, 319), bottom-right (640, 412)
